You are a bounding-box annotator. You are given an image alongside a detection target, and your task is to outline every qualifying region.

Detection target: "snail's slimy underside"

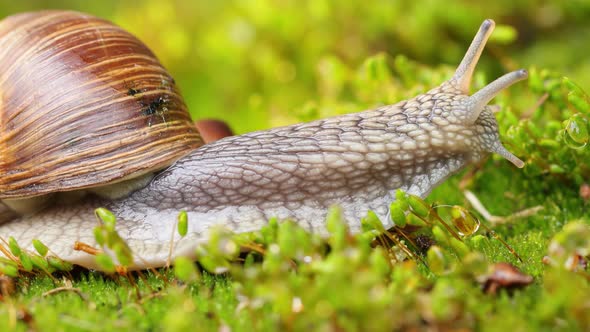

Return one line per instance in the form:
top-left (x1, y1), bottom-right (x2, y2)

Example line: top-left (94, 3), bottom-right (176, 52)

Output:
top-left (0, 18), bottom-right (528, 270)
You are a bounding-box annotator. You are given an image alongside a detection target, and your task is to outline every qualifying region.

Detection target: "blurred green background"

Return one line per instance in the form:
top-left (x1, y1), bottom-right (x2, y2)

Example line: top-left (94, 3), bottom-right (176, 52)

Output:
top-left (0, 0), bottom-right (589, 134)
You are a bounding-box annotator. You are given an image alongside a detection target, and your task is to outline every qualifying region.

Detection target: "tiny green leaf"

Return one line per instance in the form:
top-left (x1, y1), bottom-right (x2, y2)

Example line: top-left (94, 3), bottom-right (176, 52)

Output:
top-left (361, 210), bottom-right (385, 232)
top-left (95, 207), bottom-right (117, 231)
top-left (93, 227), bottom-right (106, 246)
top-left (177, 210), bottom-right (188, 237)
top-left (0, 262), bottom-right (19, 277)
top-left (389, 201), bottom-right (407, 227)
top-left (427, 246), bottom-right (449, 275)
top-left (95, 253), bottom-right (116, 273)
top-left (8, 237), bottom-right (21, 257)
top-left (568, 92), bottom-right (590, 114)
top-left (432, 225), bottom-right (450, 246)
top-left (408, 195), bottom-right (430, 218)
top-left (174, 256), bottom-right (199, 282)
top-left (30, 254), bottom-right (49, 271)
top-left (47, 256), bottom-right (73, 272)
top-left (32, 239), bottom-right (49, 257)
top-left (18, 253), bottom-right (33, 272)
top-left (112, 242), bottom-right (133, 267)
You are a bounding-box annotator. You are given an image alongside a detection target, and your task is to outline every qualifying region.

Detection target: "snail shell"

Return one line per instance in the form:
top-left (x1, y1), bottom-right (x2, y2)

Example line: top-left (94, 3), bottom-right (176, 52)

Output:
top-left (0, 11), bottom-right (201, 201)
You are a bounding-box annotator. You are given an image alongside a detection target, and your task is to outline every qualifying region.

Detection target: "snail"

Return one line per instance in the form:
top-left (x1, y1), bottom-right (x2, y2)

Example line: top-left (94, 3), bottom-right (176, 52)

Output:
top-left (0, 11), bottom-right (527, 271)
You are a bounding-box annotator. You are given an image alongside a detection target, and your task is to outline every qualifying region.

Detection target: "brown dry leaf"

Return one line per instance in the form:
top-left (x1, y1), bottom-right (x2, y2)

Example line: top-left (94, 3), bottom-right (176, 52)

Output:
top-left (481, 262), bottom-right (533, 295)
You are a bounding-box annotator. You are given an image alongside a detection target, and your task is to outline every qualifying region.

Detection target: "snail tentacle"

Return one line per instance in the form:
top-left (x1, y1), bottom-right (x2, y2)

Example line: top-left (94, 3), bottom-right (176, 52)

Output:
top-left (461, 69), bottom-right (529, 125)
top-left (452, 19), bottom-right (495, 93)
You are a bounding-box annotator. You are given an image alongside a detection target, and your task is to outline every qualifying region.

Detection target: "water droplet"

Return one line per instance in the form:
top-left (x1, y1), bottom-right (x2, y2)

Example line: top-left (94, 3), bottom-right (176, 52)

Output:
top-left (450, 206), bottom-right (480, 237)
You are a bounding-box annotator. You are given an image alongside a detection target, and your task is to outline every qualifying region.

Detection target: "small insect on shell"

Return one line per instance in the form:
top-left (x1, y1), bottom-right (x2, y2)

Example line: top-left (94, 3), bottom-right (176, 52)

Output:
top-left (0, 10), bottom-right (202, 199)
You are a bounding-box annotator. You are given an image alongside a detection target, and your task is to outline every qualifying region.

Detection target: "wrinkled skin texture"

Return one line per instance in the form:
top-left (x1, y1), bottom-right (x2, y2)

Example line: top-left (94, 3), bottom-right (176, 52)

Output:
top-left (124, 83), bottom-right (499, 232)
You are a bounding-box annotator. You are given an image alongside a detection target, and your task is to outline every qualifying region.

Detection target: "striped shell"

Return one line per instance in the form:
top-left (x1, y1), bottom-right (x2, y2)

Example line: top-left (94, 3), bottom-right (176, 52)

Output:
top-left (0, 11), bottom-right (202, 198)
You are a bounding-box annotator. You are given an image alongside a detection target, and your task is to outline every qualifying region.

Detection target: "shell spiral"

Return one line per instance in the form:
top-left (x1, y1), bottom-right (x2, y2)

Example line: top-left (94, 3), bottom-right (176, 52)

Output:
top-left (0, 11), bottom-right (202, 198)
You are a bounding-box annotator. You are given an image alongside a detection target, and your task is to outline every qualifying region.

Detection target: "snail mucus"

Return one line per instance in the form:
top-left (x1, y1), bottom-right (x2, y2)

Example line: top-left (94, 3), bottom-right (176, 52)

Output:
top-left (0, 11), bottom-right (527, 270)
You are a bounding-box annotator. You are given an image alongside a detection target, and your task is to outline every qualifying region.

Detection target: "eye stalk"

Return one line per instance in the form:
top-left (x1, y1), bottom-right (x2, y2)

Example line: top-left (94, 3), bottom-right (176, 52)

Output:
top-left (452, 19), bottom-right (496, 93)
top-left (463, 69), bottom-right (529, 125)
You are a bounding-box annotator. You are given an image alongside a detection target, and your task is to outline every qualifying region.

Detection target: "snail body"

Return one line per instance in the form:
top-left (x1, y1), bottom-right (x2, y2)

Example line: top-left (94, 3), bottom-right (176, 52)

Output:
top-left (0, 12), bottom-right (527, 270)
